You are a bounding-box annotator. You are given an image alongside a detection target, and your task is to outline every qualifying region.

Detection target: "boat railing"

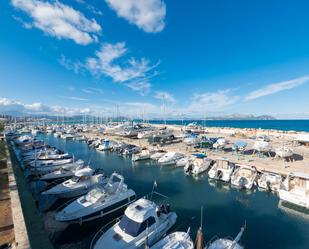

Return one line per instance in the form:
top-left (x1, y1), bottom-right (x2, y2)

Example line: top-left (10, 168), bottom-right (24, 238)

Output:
top-left (89, 215), bottom-right (123, 249)
top-left (204, 235), bottom-right (219, 248)
top-left (38, 178), bottom-right (65, 193)
top-left (55, 197), bottom-right (77, 213)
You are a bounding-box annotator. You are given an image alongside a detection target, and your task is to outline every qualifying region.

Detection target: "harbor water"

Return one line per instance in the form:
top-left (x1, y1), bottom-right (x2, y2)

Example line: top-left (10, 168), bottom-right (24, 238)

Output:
top-left (149, 120), bottom-right (309, 132)
top-left (41, 134), bottom-right (309, 249)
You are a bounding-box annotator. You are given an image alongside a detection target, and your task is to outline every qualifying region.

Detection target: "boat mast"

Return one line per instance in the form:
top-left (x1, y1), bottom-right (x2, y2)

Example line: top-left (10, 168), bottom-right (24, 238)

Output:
top-left (196, 206), bottom-right (204, 249)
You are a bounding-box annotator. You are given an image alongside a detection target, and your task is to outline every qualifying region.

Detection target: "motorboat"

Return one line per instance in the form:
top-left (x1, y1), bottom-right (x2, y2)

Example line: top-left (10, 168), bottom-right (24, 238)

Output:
top-left (183, 134), bottom-right (200, 146)
top-left (158, 152), bottom-right (185, 166)
top-left (42, 167), bottom-right (107, 199)
top-left (36, 151), bottom-right (71, 161)
top-left (74, 135), bottom-right (86, 141)
top-left (206, 224), bottom-right (245, 249)
top-left (208, 159), bottom-right (235, 182)
top-left (213, 138), bottom-right (227, 150)
top-left (122, 145), bottom-right (140, 155)
top-left (28, 158), bottom-right (73, 168)
top-left (150, 151), bottom-right (167, 161)
top-left (40, 164), bottom-right (87, 181)
top-left (257, 135), bottom-right (271, 142)
top-left (253, 140), bottom-right (272, 154)
top-left (55, 173), bottom-right (136, 223)
top-left (231, 165), bottom-right (257, 190)
top-left (91, 198), bottom-right (177, 249)
top-left (184, 157), bottom-right (212, 176)
top-left (175, 156), bottom-right (192, 167)
top-left (278, 172), bottom-right (309, 208)
top-left (295, 134), bottom-right (309, 145)
top-left (257, 171), bottom-right (282, 192)
top-left (61, 133), bottom-right (74, 140)
top-left (97, 139), bottom-right (112, 151)
top-left (150, 228), bottom-right (194, 249)
top-left (132, 149), bottom-right (154, 162)
top-left (275, 146), bottom-right (293, 159)
top-left (137, 130), bottom-right (155, 139)
top-left (232, 141), bottom-right (247, 152)
top-left (29, 160), bottom-right (84, 175)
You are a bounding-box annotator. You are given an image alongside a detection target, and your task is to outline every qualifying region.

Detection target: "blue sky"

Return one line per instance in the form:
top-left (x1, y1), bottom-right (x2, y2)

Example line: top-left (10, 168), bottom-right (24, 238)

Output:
top-left (1, 0), bottom-right (309, 118)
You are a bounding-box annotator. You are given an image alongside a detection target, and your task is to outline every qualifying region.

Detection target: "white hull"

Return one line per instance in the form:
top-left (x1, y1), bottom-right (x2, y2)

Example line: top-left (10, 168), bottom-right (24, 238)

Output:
top-left (279, 190), bottom-right (309, 208)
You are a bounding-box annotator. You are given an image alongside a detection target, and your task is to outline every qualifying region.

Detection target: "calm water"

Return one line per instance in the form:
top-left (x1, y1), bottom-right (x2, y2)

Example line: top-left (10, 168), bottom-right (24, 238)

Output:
top-left (149, 120), bottom-right (309, 132)
top-left (42, 135), bottom-right (309, 249)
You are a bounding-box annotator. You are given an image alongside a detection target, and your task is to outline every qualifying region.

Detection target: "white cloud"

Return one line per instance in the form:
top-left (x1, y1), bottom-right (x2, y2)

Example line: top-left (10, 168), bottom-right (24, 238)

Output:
top-left (0, 97), bottom-right (51, 114)
top-left (188, 90), bottom-right (239, 113)
top-left (85, 42), bottom-right (159, 94)
top-left (245, 75), bottom-right (309, 101)
top-left (82, 87), bottom-right (104, 94)
top-left (11, 0), bottom-right (101, 45)
top-left (0, 97), bottom-right (90, 116)
top-left (105, 0), bottom-right (166, 33)
top-left (154, 91), bottom-right (175, 103)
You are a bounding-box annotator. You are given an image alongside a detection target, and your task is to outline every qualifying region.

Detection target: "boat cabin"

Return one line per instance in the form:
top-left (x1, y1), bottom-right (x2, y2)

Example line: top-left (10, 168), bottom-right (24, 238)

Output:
top-left (117, 198), bottom-right (162, 238)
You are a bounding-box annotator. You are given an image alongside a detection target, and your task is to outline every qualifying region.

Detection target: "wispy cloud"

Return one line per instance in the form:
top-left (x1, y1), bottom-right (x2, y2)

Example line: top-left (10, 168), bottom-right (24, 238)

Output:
top-left (154, 91), bottom-right (176, 103)
top-left (75, 0), bottom-right (103, 16)
top-left (61, 96), bottom-right (88, 101)
top-left (11, 0), bottom-right (101, 45)
top-left (59, 55), bottom-right (83, 74)
top-left (245, 75), bottom-right (309, 101)
top-left (188, 90), bottom-right (239, 113)
top-left (82, 87), bottom-right (104, 94)
top-left (84, 42), bottom-right (159, 94)
top-left (105, 0), bottom-right (166, 33)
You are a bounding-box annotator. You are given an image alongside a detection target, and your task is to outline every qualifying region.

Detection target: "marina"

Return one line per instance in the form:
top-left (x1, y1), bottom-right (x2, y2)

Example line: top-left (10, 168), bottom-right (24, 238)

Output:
top-left (2, 122), bottom-right (309, 249)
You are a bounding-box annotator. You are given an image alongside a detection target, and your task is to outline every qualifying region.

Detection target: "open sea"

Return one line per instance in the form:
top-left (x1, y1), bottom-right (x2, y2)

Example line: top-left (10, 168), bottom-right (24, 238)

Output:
top-left (149, 120), bottom-right (309, 132)
top-left (39, 134), bottom-right (309, 249)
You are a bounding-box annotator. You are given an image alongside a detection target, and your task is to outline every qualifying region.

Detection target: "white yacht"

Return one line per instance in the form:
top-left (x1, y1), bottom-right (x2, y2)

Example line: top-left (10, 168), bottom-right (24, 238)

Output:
top-left (208, 159), bottom-right (235, 182)
top-left (206, 224), bottom-right (245, 249)
top-left (137, 130), bottom-right (155, 139)
top-left (39, 164), bottom-right (87, 181)
top-left (42, 167), bottom-right (107, 199)
top-left (158, 152), bottom-right (185, 166)
top-left (122, 145), bottom-right (140, 155)
top-left (132, 149), bottom-right (154, 162)
top-left (213, 138), bottom-right (227, 150)
top-left (185, 158), bottom-right (212, 176)
top-left (55, 173), bottom-right (136, 223)
top-left (61, 133), bottom-right (74, 140)
top-left (91, 198), bottom-right (177, 249)
top-left (231, 165), bottom-right (257, 190)
top-left (257, 171), bottom-right (282, 192)
top-left (278, 172), bottom-right (309, 208)
top-left (176, 156), bottom-right (192, 167)
top-left (97, 139), bottom-right (112, 151)
top-left (150, 151), bottom-right (167, 161)
top-left (30, 159), bottom-right (84, 175)
top-left (28, 158), bottom-right (73, 168)
top-left (150, 229), bottom-right (194, 249)
top-left (253, 140), bottom-right (272, 154)
top-left (275, 146), bottom-right (293, 159)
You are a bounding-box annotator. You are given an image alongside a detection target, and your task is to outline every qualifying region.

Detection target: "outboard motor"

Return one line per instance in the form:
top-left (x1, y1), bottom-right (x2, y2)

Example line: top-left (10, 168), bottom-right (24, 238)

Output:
top-left (239, 177), bottom-right (248, 189)
top-left (216, 170), bottom-right (223, 180)
top-left (266, 181), bottom-right (271, 191)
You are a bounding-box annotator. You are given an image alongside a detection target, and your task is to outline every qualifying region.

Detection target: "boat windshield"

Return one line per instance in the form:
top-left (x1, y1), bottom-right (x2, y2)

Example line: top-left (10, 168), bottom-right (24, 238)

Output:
top-left (119, 215), bottom-right (156, 237)
top-left (71, 176), bottom-right (80, 182)
top-left (85, 189), bottom-right (103, 202)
